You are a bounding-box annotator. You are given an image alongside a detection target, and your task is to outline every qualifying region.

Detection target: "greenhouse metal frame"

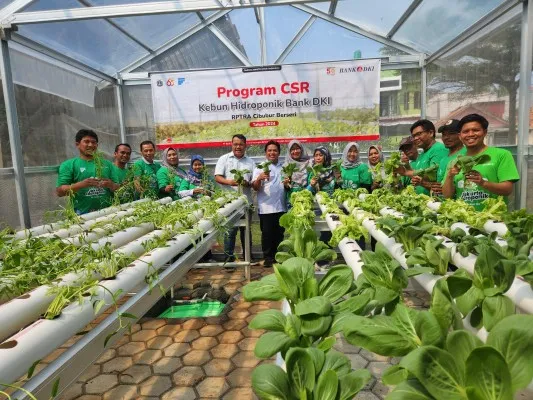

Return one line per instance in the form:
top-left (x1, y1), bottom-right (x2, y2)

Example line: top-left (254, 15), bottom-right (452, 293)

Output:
top-left (0, 0), bottom-right (531, 229)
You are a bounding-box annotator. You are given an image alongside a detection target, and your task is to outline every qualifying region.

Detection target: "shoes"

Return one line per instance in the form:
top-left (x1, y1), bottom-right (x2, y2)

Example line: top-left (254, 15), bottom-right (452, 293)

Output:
top-left (263, 259), bottom-right (275, 268)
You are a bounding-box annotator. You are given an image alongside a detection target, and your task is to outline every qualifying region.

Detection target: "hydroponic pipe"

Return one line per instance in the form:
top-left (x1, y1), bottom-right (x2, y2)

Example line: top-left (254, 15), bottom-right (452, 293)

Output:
top-left (450, 222), bottom-right (508, 247)
top-left (0, 197), bottom-right (246, 384)
top-left (337, 238), bottom-right (364, 278)
top-left (13, 198), bottom-right (153, 239)
top-left (0, 201), bottom-right (210, 344)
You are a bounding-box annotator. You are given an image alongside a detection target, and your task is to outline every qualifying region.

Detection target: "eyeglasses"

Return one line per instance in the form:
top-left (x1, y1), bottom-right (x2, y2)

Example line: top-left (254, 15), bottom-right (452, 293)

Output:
top-left (412, 130), bottom-right (429, 139)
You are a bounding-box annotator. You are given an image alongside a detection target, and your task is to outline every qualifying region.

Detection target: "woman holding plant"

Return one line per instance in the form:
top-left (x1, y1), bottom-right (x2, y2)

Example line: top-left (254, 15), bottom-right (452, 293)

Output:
top-left (156, 147), bottom-right (187, 200)
top-left (306, 146), bottom-right (336, 196)
top-left (339, 142), bottom-right (372, 191)
top-left (442, 113), bottom-right (519, 210)
top-left (367, 145), bottom-right (385, 192)
top-left (282, 140), bottom-right (310, 206)
top-left (178, 155), bottom-right (214, 198)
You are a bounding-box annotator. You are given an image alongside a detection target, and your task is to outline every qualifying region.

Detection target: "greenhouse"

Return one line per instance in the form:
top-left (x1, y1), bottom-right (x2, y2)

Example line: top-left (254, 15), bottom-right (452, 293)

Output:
top-left (0, 0), bottom-right (532, 399)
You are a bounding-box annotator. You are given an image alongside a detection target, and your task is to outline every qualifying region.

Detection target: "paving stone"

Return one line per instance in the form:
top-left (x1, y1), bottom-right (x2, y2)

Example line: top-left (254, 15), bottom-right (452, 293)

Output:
top-left (172, 366), bottom-right (204, 386)
top-left (355, 391), bottom-right (380, 400)
top-left (232, 351), bottom-right (260, 368)
top-left (204, 358), bottom-right (234, 376)
top-left (210, 343), bottom-right (239, 359)
top-left (129, 324), bottom-right (142, 334)
top-left (161, 386), bottom-right (197, 400)
top-left (347, 354), bottom-right (369, 370)
top-left (102, 356), bottom-right (133, 373)
top-left (103, 384), bottom-right (138, 400)
top-left (164, 342), bottom-right (191, 357)
top-left (333, 338), bottom-right (361, 354)
top-left (218, 330), bottom-right (244, 344)
top-left (117, 341), bottom-right (146, 356)
top-left (96, 348), bottom-right (117, 364)
top-left (241, 327), bottom-right (265, 337)
top-left (228, 309), bottom-right (250, 319)
top-left (390, 357), bottom-right (402, 365)
top-left (222, 319), bottom-right (247, 330)
top-left (157, 324), bottom-right (182, 336)
top-left (120, 365), bottom-right (151, 384)
top-left (192, 336), bottom-right (218, 350)
top-left (182, 319), bottom-right (205, 330)
top-left (147, 336), bottom-right (173, 350)
top-left (368, 361), bottom-right (390, 378)
top-left (133, 349), bottom-right (163, 365)
top-left (174, 329), bottom-right (200, 343)
top-left (223, 387), bottom-right (258, 400)
top-left (131, 329), bottom-right (157, 342)
top-left (141, 319), bottom-right (166, 330)
top-left (114, 336), bottom-right (130, 347)
top-left (78, 364), bottom-right (101, 382)
top-left (238, 337), bottom-right (258, 351)
top-left (139, 376), bottom-right (172, 397)
top-left (363, 376), bottom-right (377, 391)
top-left (199, 325), bottom-right (224, 337)
top-left (227, 367), bottom-right (254, 387)
top-left (196, 377), bottom-right (230, 398)
top-left (77, 396), bottom-right (101, 400)
top-left (249, 305), bottom-right (270, 313)
top-left (182, 349), bottom-right (212, 366)
top-left (371, 381), bottom-right (390, 398)
top-left (57, 382), bottom-right (82, 400)
top-left (85, 374), bottom-right (118, 394)
top-left (360, 349), bottom-right (390, 362)
top-left (152, 356), bottom-right (183, 374)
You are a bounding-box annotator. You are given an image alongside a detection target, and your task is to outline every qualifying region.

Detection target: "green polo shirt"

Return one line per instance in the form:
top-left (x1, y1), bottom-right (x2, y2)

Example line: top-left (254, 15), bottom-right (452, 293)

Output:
top-left (56, 157), bottom-right (116, 214)
top-left (401, 157), bottom-right (419, 188)
top-left (340, 164), bottom-right (373, 189)
top-left (437, 147), bottom-right (466, 183)
top-left (448, 147), bottom-right (519, 211)
top-left (157, 166), bottom-right (186, 200)
top-left (133, 159), bottom-right (160, 199)
top-left (414, 142), bottom-right (448, 195)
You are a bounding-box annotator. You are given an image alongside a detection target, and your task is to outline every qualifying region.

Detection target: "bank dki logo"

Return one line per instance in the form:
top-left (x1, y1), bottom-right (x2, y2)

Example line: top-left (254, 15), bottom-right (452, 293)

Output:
top-left (326, 67), bottom-right (336, 75)
top-left (166, 78), bottom-right (175, 86)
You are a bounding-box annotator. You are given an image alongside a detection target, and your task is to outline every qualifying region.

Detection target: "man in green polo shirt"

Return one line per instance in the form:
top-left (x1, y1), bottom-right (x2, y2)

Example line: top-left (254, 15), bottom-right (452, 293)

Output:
top-left (112, 143), bottom-right (132, 184)
top-left (429, 119), bottom-right (467, 197)
top-left (56, 129), bottom-right (118, 214)
top-left (443, 113), bottom-right (519, 210)
top-left (133, 140), bottom-right (160, 199)
top-left (396, 119), bottom-right (448, 195)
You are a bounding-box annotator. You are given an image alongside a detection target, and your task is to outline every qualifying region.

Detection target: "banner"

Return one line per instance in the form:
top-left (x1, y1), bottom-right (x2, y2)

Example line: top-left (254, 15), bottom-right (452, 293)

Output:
top-left (151, 60), bottom-right (381, 149)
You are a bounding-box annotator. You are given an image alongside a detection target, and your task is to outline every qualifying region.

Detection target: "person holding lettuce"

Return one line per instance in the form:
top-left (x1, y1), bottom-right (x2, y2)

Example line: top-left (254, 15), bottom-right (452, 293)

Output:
top-left (339, 142), bottom-right (372, 191)
top-left (442, 113), bottom-right (519, 210)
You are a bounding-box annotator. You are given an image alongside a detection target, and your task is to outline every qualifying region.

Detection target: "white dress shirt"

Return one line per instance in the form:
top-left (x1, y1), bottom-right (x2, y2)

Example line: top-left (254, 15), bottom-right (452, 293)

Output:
top-left (252, 160), bottom-right (287, 214)
top-left (214, 152), bottom-right (256, 202)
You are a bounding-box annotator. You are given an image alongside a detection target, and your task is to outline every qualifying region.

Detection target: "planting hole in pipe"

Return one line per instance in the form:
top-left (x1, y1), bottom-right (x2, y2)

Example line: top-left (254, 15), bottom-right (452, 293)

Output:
top-left (0, 340), bottom-right (17, 349)
top-left (17, 294), bottom-right (30, 299)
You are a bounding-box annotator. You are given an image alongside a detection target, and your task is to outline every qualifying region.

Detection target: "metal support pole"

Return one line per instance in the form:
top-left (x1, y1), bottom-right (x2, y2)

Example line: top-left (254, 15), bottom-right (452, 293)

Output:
top-left (517, 0), bottom-right (533, 209)
top-left (420, 64), bottom-right (427, 119)
top-left (0, 30), bottom-right (31, 228)
top-left (259, 6), bottom-right (267, 65)
top-left (244, 209), bottom-right (251, 282)
top-left (114, 82), bottom-right (127, 144)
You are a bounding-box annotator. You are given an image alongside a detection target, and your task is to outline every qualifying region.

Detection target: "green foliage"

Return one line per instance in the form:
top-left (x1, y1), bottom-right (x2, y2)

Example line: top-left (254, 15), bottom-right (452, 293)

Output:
top-left (406, 235), bottom-right (452, 276)
top-left (257, 161), bottom-right (272, 173)
top-left (329, 215), bottom-right (367, 247)
top-left (453, 154), bottom-right (491, 174)
top-left (276, 229), bottom-right (337, 264)
top-left (376, 216), bottom-right (433, 252)
top-left (282, 163), bottom-right (298, 180)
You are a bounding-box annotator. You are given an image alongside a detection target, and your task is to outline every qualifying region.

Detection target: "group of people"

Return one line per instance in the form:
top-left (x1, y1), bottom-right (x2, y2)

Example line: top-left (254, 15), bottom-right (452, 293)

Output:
top-left (56, 112), bottom-right (519, 266)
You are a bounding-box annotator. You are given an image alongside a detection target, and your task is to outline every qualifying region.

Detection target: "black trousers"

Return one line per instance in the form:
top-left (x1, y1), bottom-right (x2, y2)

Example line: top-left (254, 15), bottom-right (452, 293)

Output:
top-left (259, 212), bottom-right (285, 263)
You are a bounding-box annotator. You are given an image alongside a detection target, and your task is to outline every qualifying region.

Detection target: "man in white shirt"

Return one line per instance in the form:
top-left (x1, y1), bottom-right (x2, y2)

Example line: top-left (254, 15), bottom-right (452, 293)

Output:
top-left (215, 134), bottom-right (256, 262)
top-left (252, 140), bottom-right (287, 267)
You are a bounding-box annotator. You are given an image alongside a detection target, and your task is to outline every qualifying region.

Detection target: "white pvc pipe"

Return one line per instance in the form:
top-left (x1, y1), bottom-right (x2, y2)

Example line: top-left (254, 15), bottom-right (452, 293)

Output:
top-left (483, 220), bottom-right (508, 237)
top-left (0, 203), bottom-right (214, 343)
top-left (426, 201), bottom-right (441, 212)
top-left (0, 197), bottom-right (246, 384)
top-left (338, 238), bottom-right (364, 278)
top-left (379, 207), bottom-right (404, 218)
top-left (13, 198), bottom-right (154, 239)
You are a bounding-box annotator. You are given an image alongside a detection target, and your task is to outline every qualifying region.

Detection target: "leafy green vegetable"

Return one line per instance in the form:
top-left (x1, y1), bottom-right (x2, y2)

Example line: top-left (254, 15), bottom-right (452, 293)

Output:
top-left (453, 153), bottom-right (491, 174)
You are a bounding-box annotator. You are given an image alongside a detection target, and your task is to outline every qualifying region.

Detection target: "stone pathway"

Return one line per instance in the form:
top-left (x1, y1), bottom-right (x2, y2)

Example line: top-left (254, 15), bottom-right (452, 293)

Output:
top-left (25, 268), bottom-right (433, 400)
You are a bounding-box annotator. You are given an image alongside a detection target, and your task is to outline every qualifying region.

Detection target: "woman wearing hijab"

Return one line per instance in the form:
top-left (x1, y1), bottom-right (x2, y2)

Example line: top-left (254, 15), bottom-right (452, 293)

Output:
top-left (282, 140), bottom-right (310, 204)
top-left (307, 146), bottom-right (336, 196)
top-left (179, 155), bottom-right (214, 198)
top-left (367, 145), bottom-right (386, 192)
top-left (340, 142), bottom-right (372, 190)
top-left (156, 147), bottom-right (187, 200)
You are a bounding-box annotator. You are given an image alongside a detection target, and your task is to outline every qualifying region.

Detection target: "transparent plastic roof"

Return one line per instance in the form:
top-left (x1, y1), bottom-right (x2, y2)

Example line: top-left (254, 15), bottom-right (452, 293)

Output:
top-left (0, 0), bottom-right (515, 77)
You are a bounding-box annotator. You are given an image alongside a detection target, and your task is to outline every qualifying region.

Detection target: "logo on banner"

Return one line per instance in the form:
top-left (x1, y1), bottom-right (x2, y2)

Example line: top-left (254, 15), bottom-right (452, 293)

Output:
top-left (339, 66), bottom-right (376, 73)
top-left (177, 78), bottom-right (185, 86)
top-left (156, 80), bottom-right (163, 87)
top-left (167, 78), bottom-right (175, 86)
top-left (326, 67), bottom-right (336, 75)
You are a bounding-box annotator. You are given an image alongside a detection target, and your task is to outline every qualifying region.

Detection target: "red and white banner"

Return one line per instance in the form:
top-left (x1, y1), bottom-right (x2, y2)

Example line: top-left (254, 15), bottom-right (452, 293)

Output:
top-left (151, 60), bottom-right (381, 149)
